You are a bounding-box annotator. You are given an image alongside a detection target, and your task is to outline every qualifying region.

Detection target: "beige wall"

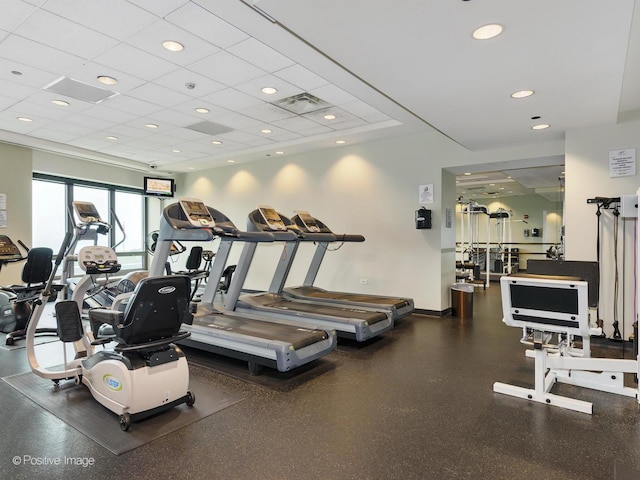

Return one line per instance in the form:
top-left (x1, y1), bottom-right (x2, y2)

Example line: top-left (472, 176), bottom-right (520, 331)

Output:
top-left (0, 145), bottom-right (33, 284)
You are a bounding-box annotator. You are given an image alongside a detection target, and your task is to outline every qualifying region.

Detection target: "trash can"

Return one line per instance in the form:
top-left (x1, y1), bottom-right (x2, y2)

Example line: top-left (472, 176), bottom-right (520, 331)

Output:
top-left (451, 283), bottom-right (474, 318)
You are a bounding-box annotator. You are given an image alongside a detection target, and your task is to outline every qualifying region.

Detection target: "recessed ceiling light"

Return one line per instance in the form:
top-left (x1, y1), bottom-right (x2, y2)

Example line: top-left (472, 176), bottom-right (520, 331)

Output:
top-left (499, 187), bottom-right (505, 190)
top-left (105, 135), bottom-right (118, 140)
top-left (17, 117), bottom-right (32, 122)
top-left (145, 123), bottom-right (159, 129)
top-left (489, 183), bottom-right (495, 186)
top-left (171, 149), bottom-right (181, 153)
top-left (188, 167), bottom-right (195, 170)
top-left (275, 151), bottom-right (284, 155)
top-left (511, 90), bottom-right (534, 99)
top-left (335, 140), bottom-right (346, 144)
top-left (97, 75), bottom-right (117, 85)
top-left (472, 24), bottom-right (503, 40)
top-left (261, 87), bottom-right (277, 95)
top-left (464, 172), bottom-right (471, 176)
top-left (323, 114), bottom-right (336, 120)
top-left (52, 100), bottom-right (69, 106)
top-left (261, 129), bottom-right (272, 134)
top-left (227, 159), bottom-right (235, 163)
top-left (211, 140), bottom-right (223, 145)
top-left (532, 124), bottom-right (550, 130)
top-left (162, 40), bottom-right (184, 52)
top-left (195, 107), bottom-right (210, 114)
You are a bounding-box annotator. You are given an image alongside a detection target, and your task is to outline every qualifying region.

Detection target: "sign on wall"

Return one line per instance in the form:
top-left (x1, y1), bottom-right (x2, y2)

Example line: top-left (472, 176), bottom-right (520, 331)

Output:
top-left (609, 148), bottom-right (636, 178)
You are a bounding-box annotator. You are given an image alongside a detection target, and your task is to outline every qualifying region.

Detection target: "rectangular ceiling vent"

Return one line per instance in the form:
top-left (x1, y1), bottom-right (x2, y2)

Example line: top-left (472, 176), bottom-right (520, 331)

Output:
top-left (272, 93), bottom-right (331, 115)
top-left (186, 121), bottom-right (234, 136)
top-left (44, 76), bottom-right (118, 104)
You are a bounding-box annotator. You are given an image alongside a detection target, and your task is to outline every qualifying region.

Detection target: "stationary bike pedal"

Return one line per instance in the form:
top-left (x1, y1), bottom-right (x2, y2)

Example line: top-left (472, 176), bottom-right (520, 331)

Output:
top-left (54, 301), bottom-right (85, 343)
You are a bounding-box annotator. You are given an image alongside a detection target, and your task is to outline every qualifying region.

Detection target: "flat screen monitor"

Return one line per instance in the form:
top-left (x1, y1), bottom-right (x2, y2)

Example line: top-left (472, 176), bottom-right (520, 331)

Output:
top-left (144, 177), bottom-right (175, 198)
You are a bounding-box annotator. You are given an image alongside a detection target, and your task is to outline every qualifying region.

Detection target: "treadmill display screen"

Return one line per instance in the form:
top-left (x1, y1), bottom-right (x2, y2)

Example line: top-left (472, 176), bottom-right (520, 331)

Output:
top-left (258, 206), bottom-right (286, 231)
top-left (296, 210), bottom-right (320, 232)
top-left (179, 198), bottom-right (214, 227)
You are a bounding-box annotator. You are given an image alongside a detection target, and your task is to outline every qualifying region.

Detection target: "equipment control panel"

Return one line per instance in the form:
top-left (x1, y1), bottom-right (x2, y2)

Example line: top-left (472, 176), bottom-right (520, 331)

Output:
top-left (294, 210), bottom-right (320, 232)
top-left (258, 206), bottom-right (287, 231)
top-left (0, 235), bottom-right (22, 261)
top-left (179, 197), bottom-right (215, 228)
top-left (77, 246), bottom-right (121, 274)
top-left (73, 201), bottom-right (104, 224)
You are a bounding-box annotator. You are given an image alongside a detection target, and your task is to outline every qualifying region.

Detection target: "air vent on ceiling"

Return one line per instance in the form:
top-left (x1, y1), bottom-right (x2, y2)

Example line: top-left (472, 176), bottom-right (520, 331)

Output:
top-left (185, 121), bottom-right (234, 136)
top-left (272, 93), bottom-right (331, 115)
top-left (44, 76), bottom-right (117, 104)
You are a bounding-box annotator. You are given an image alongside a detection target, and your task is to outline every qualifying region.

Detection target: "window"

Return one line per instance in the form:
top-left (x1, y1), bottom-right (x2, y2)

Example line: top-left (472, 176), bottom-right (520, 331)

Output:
top-left (32, 174), bottom-right (146, 275)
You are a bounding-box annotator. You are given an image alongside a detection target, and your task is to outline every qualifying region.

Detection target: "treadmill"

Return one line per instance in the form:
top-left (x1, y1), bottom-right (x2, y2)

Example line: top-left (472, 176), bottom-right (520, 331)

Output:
top-left (148, 198), bottom-right (336, 374)
top-left (283, 210), bottom-right (414, 321)
top-left (224, 207), bottom-right (394, 342)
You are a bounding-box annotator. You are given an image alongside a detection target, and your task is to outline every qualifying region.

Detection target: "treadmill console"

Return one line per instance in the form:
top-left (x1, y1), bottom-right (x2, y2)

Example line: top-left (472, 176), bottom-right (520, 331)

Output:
top-left (294, 210), bottom-right (321, 233)
top-left (179, 197), bottom-right (215, 228)
top-left (77, 246), bottom-right (121, 274)
top-left (73, 201), bottom-right (105, 224)
top-left (258, 206), bottom-right (287, 231)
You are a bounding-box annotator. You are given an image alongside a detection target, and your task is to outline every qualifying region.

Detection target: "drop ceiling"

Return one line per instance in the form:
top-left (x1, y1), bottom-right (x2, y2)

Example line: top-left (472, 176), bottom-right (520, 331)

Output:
top-left (0, 0), bottom-right (638, 178)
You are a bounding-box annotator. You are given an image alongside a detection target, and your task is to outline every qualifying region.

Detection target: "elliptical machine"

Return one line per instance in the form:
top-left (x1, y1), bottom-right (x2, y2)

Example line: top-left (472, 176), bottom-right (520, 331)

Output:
top-left (26, 233), bottom-right (195, 431)
top-left (1, 235), bottom-right (58, 345)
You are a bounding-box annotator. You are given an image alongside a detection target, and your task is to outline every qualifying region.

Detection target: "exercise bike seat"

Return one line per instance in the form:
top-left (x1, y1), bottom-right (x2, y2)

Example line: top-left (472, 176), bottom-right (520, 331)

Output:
top-left (88, 275), bottom-right (193, 350)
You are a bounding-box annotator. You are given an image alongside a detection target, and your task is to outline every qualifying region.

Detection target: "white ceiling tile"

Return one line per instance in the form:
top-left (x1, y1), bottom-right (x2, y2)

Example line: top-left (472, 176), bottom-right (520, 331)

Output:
top-left (104, 124), bottom-right (157, 139)
top-left (302, 106), bottom-right (358, 125)
top-left (271, 115), bottom-right (322, 133)
top-left (128, 82), bottom-right (193, 108)
top-left (293, 124), bottom-right (333, 136)
top-left (186, 51), bottom-right (265, 87)
top-left (92, 43), bottom-right (179, 82)
top-left (99, 93), bottom-right (164, 117)
top-left (234, 74), bottom-right (304, 101)
top-left (270, 131), bottom-right (303, 142)
top-left (0, 94), bottom-right (17, 110)
top-left (167, 2), bottom-right (249, 49)
top-left (127, 0), bottom-right (190, 17)
top-left (239, 103), bottom-right (296, 122)
top-left (329, 118), bottom-right (367, 130)
top-left (309, 84), bottom-right (358, 106)
top-left (40, 0), bottom-right (158, 40)
top-left (0, 63), bottom-right (58, 89)
top-left (145, 108), bottom-right (202, 128)
top-left (227, 37), bottom-right (295, 73)
top-left (0, 29), bottom-right (8, 43)
top-left (68, 136), bottom-right (120, 150)
top-left (207, 111), bottom-right (261, 129)
top-left (63, 113), bottom-right (118, 131)
top-left (20, 90), bottom-right (95, 114)
top-left (9, 99), bottom-right (74, 121)
top-left (165, 127), bottom-right (210, 141)
top-left (0, 117), bottom-right (41, 134)
top-left (125, 19), bottom-right (219, 66)
top-left (14, 9), bottom-right (119, 60)
top-left (0, 78), bottom-right (40, 100)
top-left (273, 64), bottom-right (330, 91)
top-left (218, 130), bottom-right (272, 147)
top-left (152, 68), bottom-right (226, 98)
top-left (338, 101), bottom-right (383, 119)
top-left (39, 120), bottom-right (95, 137)
top-left (79, 104), bottom-right (139, 124)
top-left (0, 0), bottom-right (37, 32)
top-left (29, 127), bottom-right (80, 143)
top-left (200, 88), bottom-right (263, 111)
top-left (0, 34), bottom-right (85, 74)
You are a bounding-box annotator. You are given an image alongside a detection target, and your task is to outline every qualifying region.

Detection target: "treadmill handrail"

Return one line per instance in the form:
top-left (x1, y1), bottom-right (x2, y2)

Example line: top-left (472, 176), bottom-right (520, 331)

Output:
top-left (333, 233), bottom-right (365, 243)
top-left (299, 232), bottom-right (337, 242)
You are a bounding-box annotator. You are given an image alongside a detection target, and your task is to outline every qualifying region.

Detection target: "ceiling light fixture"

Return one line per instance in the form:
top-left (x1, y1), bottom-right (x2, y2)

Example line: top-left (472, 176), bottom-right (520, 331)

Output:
top-left (171, 149), bottom-right (181, 153)
top-left (532, 124), bottom-right (550, 130)
top-left (105, 135), bottom-right (118, 140)
top-left (227, 159), bottom-right (235, 163)
top-left (17, 117), bottom-right (32, 122)
top-left (261, 87), bottom-right (277, 95)
top-left (52, 100), bottom-right (69, 106)
top-left (261, 129), bottom-right (272, 134)
top-left (464, 172), bottom-right (471, 176)
top-left (162, 40), bottom-right (184, 52)
top-left (211, 140), bottom-right (222, 145)
top-left (97, 75), bottom-right (118, 85)
top-left (145, 123), bottom-right (159, 129)
top-left (335, 140), bottom-right (346, 144)
top-left (472, 24), bottom-right (503, 40)
top-left (275, 151), bottom-right (284, 155)
top-left (323, 114), bottom-right (336, 120)
top-left (511, 90), bottom-right (534, 99)
top-left (195, 107), bottom-right (210, 114)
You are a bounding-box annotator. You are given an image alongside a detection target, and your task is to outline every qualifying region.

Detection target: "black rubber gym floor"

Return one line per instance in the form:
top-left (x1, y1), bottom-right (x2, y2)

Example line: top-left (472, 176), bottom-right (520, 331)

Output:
top-left (1, 285), bottom-right (639, 479)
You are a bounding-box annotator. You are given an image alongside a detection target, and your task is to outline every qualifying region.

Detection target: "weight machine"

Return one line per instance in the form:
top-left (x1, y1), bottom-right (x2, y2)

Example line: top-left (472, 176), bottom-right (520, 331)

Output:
top-left (457, 199), bottom-right (490, 288)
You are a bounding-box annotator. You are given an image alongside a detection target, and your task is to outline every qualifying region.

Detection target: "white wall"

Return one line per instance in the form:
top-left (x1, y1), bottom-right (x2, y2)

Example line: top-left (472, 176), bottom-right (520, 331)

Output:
top-left (565, 112), bottom-right (640, 338)
top-left (181, 130), bottom-right (564, 312)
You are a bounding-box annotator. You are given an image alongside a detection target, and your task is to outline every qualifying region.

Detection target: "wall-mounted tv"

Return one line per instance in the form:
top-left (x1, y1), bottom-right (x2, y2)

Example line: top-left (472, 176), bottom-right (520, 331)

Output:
top-left (144, 177), bottom-right (175, 198)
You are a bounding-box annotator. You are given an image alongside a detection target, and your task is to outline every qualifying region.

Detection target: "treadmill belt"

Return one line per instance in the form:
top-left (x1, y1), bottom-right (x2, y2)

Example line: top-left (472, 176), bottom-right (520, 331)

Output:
top-left (251, 294), bottom-right (389, 324)
top-left (192, 312), bottom-right (329, 350)
top-left (290, 286), bottom-right (409, 308)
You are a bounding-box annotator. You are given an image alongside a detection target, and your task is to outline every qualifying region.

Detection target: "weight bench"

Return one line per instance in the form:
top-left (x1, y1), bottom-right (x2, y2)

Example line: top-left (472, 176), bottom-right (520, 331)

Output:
top-left (493, 274), bottom-right (640, 414)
